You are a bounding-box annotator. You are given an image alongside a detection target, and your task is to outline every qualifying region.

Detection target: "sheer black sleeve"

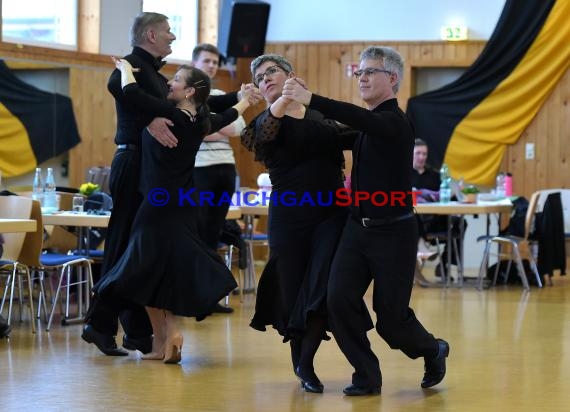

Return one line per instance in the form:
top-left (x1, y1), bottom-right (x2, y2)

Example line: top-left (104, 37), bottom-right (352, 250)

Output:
top-left (241, 108), bottom-right (281, 162)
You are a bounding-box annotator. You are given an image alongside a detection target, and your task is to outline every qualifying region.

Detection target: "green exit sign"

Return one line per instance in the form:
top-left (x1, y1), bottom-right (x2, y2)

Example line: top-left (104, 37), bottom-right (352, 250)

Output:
top-left (440, 25), bottom-right (468, 41)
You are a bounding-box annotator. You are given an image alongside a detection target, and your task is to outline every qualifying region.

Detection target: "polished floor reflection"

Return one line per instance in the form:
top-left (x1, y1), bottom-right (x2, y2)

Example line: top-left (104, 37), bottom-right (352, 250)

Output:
top-left (2, 274), bottom-right (570, 411)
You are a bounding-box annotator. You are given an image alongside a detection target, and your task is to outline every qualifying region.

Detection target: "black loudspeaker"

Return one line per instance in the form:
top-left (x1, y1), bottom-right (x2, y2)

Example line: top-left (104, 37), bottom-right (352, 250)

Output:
top-left (218, 0), bottom-right (271, 58)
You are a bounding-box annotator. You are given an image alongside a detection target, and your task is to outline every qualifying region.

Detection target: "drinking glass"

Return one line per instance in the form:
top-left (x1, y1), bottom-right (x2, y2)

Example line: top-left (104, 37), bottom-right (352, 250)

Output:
top-left (72, 196), bottom-right (84, 213)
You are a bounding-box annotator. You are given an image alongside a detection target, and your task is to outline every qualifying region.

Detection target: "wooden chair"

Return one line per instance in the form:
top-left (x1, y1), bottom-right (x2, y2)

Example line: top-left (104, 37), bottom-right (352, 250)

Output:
top-left (15, 190), bottom-right (80, 254)
top-left (0, 195), bottom-right (36, 333)
top-left (477, 191), bottom-right (544, 290)
top-left (19, 200), bottom-right (94, 331)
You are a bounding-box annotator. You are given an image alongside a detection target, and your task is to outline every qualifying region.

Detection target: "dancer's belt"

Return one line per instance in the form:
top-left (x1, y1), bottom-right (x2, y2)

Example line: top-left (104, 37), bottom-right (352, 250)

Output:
top-left (352, 212), bottom-right (414, 228)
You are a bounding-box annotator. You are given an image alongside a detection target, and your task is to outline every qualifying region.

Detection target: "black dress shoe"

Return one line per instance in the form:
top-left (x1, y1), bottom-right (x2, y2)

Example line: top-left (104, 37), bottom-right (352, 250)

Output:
top-left (122, 334), bottom-right (153, 354)
top-left (295, 367), bottom-right (324, 393)
top-left (81, 324), bottom-right (128, 356)
top-left (212, 303), bottom-right (234, 314)
top-left (421, 338), bottom-right (450, 388)
top-left (342, 384), bottom-right (381, 396)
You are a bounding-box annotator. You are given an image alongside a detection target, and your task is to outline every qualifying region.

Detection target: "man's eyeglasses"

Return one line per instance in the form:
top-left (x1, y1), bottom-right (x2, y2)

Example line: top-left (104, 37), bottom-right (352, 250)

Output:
top-left (254, 65), bottom-right (285, 86)
top-left (353, 68), bottom-right (392, 79)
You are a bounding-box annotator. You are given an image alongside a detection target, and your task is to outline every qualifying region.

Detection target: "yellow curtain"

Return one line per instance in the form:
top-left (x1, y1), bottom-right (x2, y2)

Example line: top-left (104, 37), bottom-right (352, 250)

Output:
top-left (0, 103), bottom-right (37, 176)
top-left (446, 0), bottom-right (570, 185)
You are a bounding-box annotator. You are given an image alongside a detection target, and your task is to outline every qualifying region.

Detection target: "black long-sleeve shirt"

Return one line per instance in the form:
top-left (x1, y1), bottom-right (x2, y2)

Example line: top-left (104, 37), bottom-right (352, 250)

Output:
top-left (120, 82), bottom-right (239, 201)
top-left (309, 95), bottom-right (414, 219)
top-left (412, 168), bottom-right (440, 191)
top-left (107, 46), bottom-right (238, 146)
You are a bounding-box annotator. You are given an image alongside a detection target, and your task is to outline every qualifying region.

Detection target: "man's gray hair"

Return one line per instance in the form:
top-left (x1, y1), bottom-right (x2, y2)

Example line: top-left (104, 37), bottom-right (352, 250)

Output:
top-left (130, 12), bottom-right (169, 47)
top-left (360, 46), bottom-right (404, 93)
top-left (250, 54), bottom-right (294, 78)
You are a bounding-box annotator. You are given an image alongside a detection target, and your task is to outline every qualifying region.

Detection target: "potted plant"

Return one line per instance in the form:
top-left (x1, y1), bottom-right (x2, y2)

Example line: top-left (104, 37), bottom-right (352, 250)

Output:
top-left (461, 185), bottom-right (480, 203)
top-left (79, 182), bottom-right (100, 197)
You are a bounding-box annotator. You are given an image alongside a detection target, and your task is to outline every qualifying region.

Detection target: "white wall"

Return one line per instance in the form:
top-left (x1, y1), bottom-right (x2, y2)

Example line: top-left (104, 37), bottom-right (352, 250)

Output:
top-left (98, 0), bottom-right (506, 57)
top-left (99, 0), bottom-right (142, 57)
top-left (263, 0), bottom-right (506, 41)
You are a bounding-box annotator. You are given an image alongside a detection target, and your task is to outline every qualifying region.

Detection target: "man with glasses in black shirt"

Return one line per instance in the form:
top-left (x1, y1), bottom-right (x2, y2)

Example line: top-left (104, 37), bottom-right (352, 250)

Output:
top-left (283, 46), bottom-right (449, 396)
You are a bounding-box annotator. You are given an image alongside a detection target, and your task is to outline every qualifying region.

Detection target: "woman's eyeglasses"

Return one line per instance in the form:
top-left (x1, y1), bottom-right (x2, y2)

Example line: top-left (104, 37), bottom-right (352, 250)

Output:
top-left (254, 65), bottom-right (285, 86)
top-left (353, 68), bottom-right (391, 79)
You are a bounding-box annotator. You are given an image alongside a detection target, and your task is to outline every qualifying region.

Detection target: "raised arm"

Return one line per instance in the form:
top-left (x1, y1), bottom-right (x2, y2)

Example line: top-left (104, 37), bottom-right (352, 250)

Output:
top-left (112, 57), bottom-right (175, 118)
top-left (203, 116), bottom-right (246, 142)
top-left (282, 77), bottom-right (401, 136)
top-left (112, 57), bottom-right (178, 147)
top-left (210, 84), bottom-right (257, 134)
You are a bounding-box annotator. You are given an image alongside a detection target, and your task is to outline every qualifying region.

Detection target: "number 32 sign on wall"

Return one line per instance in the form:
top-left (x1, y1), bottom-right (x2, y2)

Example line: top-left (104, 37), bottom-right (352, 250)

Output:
top-left (440, 25), bottom-right (468, 41)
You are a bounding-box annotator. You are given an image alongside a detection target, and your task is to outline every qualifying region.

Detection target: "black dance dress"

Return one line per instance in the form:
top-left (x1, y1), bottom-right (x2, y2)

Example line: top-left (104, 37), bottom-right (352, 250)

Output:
top-left (242, 108), bottom-right (355, 340)
top-left (95, 83), bottom-right (238, 318)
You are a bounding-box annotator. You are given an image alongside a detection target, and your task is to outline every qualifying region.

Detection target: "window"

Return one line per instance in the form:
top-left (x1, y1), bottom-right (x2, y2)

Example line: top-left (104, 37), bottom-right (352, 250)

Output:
top-left (143, 0), bottom-right (198, 63)
top-left (1, 0), bottom-right (78, 50)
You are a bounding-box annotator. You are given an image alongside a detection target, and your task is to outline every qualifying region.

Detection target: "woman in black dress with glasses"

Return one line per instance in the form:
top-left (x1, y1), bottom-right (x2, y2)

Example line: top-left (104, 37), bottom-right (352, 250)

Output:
top-left (243, 54), bottom-right (355, 392)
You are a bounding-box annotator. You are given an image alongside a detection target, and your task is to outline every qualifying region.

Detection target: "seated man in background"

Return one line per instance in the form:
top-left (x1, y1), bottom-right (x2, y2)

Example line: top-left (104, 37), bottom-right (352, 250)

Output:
top-left (412, 138), bottom-right (464, 279)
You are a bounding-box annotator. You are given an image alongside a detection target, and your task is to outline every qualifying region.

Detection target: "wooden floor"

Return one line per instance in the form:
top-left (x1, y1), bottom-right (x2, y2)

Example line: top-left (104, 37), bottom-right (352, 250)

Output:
top-left (2, 271), bottom-right (570, 412)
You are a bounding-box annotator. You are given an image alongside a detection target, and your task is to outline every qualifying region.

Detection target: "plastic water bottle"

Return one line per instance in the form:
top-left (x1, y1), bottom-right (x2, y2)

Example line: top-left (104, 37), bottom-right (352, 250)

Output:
top-left (439, 163), bottom-right (451, 203)
top-left (495, 172), bottom-right (506, 198)
top-left (43, 167), bottom-right (58, 212)
top-left (32, 167), bottom-right (44, 206)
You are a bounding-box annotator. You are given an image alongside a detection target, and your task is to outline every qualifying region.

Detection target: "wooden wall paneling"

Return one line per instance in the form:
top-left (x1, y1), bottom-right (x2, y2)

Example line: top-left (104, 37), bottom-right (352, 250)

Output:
top-left (535, 97), bottom-right (549, 191)
top-left (418, 43), bottom-right (435, 64)
top-left (505, 130), bottom-right (525, 196)
top-left (454, 41), bottom-right (467, 62)
top-left (316, 44), bottom-right (331, 97)
top-left (330, 44), bottom-right (343, 101)
top-left (546, 83), bottom-right (562, 189)
top-left (283, 44), bottom-right (297, 71)
top-left (306, 44), bottom-right (319, 93)
top-left (561, 70), bottom-right (570, 188)
top-left (68, 67), bottom-right (116, 187)
top-left (350, 43), bottom-right (365, 106)
top-left (407, 43), bottom-right (422, 64)
top-left (338, 43), bottom-right (353, 104)
top-left (524, 124), bottom-right (538, 196)
top-left (430, 43), bottom-right (444, 62)
top-left (443, 42), bottom-right (457, 61)
top-left (266, 43), bottom-right (285, 58)
top-left (0, 42), bottom-right (111, 68)
top-left (294, 43), bottom-right (307, 80)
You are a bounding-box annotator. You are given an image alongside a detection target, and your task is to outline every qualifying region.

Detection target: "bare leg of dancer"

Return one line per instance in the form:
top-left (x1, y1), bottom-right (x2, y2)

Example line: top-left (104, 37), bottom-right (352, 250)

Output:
top-left (142, 307), bottom-right (166, 360)
top-left (163, 310), bottom-right (183, 364)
